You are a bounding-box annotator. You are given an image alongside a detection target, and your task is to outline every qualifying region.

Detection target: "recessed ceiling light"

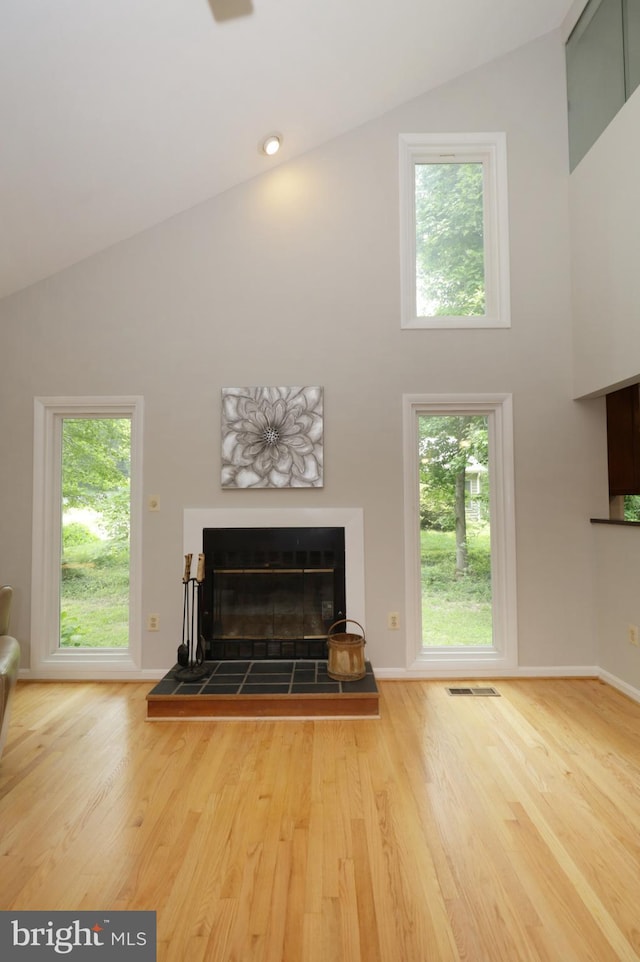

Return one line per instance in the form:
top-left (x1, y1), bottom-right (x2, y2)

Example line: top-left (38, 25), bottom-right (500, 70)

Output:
top-left (261, 134), bottom-right (282, 157)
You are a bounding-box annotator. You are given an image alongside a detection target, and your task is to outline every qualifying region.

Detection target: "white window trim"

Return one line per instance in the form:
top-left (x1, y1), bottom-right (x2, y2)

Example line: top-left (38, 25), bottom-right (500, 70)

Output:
top-left (31, 396), bottom-right (143, 677)
top-left (402, 393), bottom-right (518, 674)
top-left (399, 132), bottom-right (511, 330)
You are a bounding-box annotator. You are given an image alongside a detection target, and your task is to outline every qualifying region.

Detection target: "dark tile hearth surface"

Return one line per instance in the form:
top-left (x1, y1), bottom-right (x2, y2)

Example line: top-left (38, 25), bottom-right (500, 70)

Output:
top-left (149, 659), bottom-right (378, 697)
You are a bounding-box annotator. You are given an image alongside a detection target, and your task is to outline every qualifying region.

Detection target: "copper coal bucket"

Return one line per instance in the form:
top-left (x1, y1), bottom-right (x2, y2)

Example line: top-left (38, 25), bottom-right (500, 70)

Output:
top-left (326, 618), bottom-right (366, 681)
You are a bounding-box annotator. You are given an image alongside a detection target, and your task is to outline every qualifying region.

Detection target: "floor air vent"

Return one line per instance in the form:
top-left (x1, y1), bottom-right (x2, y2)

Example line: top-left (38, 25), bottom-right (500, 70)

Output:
top-left (446, 686), bottom-right (500, 697)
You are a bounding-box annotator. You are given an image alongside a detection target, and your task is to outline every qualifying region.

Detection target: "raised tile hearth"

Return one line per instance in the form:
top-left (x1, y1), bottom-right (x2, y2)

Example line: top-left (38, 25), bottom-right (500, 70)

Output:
top-left (146, 660), bottom-right (379, 719)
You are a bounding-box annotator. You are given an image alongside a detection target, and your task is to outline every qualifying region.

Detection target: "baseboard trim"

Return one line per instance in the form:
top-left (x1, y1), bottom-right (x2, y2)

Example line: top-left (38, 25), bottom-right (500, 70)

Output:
top-left (18, 668), bottom-right (166, 682)
top-left (16, 664), bottom-right (640, 706)
top-left (373, 665), bottom-right (600, 680)
top-left (597, 669), bottom-right (640, 705)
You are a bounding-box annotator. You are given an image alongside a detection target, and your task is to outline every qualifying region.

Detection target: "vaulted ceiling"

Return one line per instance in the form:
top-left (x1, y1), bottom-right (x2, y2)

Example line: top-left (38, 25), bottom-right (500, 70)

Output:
top-left (0, 0), bottom-right (576, 300)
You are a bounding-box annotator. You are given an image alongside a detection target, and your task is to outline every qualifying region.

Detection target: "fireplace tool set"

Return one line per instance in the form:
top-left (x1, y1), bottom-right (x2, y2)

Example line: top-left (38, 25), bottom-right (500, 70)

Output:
top-left (175, 552), bottom-right (208, 681)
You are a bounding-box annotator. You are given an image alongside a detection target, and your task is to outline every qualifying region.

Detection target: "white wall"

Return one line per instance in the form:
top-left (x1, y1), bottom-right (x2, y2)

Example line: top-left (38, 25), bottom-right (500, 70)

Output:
top-left (0, 31), bottom-right (605, 674)
top-left (570, 86), bottom-right (640, 400)
top-left (569, 73), bottom-right (640, 693)
top-left (593, 524), bottom-right (640, 689)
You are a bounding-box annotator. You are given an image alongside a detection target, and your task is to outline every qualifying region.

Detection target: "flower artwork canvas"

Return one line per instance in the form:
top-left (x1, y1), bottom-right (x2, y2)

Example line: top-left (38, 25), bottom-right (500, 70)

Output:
top-left (221, 386), bottom-right (324, 488)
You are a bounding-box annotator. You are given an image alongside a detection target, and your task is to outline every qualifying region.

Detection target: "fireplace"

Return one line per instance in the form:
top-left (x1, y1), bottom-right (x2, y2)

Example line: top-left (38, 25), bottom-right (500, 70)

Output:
top-left (184, 507), bottom-right (365, 661)
top-left (201, 527), bottom-right (345, 660)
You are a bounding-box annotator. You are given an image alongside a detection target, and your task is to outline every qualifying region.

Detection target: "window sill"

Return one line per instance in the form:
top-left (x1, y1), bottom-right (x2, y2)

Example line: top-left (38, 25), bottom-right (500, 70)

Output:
top-left (590, 518), bottom-right (640, 526)
top-left (401, 315), bottom-right (510, 331)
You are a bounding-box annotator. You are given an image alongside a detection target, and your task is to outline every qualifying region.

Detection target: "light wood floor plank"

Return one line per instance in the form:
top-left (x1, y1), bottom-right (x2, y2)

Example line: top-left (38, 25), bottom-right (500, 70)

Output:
top-left (2, 678), bottom-right (640, 961)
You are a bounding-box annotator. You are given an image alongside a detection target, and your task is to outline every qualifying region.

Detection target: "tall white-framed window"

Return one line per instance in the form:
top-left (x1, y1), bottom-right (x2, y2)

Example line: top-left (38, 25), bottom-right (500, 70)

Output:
top-left (31, 396), bottom-right (143, 676)
top-left (402, 393), bottom-right (518, 674)
top-left (399, 132), bottom-right (511, 330)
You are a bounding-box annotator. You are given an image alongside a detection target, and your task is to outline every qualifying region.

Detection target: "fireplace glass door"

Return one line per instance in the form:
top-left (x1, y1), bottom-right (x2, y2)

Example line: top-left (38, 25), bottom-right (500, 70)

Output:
top-left (202, 527), bottom-right (346, 660)
top-left (214, 568), bottom-right (335, 639)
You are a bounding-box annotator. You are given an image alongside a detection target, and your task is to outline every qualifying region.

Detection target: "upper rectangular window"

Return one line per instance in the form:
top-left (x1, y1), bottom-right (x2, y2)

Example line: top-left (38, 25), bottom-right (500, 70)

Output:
top-left (566, 0), bottom-right (640, 171)
top-left (566, 0), bottom-right (626, 171)
top-left (399, 133), bottom-right (510, 330)
top-left (627, 0), bottom-right (640, 95)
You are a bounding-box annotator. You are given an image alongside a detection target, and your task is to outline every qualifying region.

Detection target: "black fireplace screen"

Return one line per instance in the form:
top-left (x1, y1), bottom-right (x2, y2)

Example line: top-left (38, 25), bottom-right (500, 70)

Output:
top-left (201, 527), bottom-right (346, 660)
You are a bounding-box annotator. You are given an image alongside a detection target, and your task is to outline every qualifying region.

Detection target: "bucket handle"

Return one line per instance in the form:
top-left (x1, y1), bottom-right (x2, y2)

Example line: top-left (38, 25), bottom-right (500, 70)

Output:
top-left (327, 618), bottom-right (365, 641)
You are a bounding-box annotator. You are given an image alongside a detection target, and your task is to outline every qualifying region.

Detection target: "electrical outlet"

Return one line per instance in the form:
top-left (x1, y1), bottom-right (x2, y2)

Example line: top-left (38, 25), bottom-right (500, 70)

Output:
top-left (628, 624), bottom-right (639, 647)
top-left (147, 614), bottom-right (160, 631)
top-left (388, 611), bottom-right (400, 630)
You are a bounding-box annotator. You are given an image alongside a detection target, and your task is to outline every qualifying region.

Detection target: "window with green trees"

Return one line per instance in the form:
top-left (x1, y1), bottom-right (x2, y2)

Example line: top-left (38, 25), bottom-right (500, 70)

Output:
top-left (415, 162), bottom-right (485, 318)
top-left (60, 418), bottom-right (131, 648)
top-left (399, 133), bottom-right (510, 330)
top-left (418, 414), bottom-right (492, 647)
top-left (31, 396), bottom-right (142, 673)
top-left (403, 393), bottom-right (518, 670)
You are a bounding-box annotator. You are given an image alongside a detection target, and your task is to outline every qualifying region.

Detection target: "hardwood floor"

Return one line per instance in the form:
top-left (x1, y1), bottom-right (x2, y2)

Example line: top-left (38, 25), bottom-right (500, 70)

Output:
top-left (1, 678), bottom-right (640, 961)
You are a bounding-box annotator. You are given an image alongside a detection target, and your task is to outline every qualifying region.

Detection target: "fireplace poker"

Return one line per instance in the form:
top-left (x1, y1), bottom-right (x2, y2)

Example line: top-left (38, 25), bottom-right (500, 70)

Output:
top-left (175, 553), bottom-right (208, 682)
top-left (190, 574), bottom-right (196, 666)
top-left (176, 553), bottom-right (192, 668)
top-left (195, 553), bottom-right (205, 666)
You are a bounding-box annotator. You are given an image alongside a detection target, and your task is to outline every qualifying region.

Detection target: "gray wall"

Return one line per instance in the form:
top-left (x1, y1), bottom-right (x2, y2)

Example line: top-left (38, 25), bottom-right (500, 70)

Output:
top-left (593, 524), bottom-right (640, 692)
top-left (0, 31), bottom-right (606, 674)
top-left (570, 87), bottom-right (640, 400)
top-left (569, 82), bottom-right (640, 690)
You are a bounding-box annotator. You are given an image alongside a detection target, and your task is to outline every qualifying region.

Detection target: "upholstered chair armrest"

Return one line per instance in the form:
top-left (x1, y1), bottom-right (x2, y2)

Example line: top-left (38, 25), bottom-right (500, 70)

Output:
top-left (0, 585), bottom-right (20, 757)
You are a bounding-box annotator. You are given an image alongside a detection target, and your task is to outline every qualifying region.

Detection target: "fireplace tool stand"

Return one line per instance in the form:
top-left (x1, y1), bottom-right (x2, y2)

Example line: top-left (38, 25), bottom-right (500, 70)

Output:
top-left (175, 553), bottom-right (208, 682)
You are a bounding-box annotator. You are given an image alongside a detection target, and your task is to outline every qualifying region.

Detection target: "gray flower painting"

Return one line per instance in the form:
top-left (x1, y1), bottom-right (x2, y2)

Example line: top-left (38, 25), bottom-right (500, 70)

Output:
top-left (221, 386), bottom-right (324, 488)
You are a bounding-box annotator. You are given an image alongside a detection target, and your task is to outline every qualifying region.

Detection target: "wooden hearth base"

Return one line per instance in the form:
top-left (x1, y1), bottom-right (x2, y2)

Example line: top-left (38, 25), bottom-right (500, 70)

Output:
top-left (147, 691), bottom-right (379, 720)
top-left (146, 660), bottom-right (380, 720)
